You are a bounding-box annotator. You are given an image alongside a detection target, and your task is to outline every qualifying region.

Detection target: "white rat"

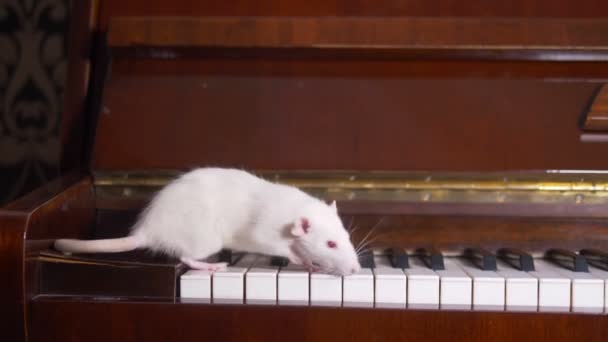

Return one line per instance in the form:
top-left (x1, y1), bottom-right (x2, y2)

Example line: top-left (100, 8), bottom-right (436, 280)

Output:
top-left (54, 167), bottom-right (361, 276)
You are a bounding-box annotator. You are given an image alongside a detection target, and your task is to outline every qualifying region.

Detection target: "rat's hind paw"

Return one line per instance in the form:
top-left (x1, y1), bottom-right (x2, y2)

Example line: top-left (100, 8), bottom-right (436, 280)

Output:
top-left (180, 257), bottom-right (228, 272)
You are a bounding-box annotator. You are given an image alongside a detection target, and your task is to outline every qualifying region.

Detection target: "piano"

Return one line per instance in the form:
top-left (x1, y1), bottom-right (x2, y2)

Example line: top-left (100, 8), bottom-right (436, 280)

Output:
top-left (3, 0), bottom-right (608, 341)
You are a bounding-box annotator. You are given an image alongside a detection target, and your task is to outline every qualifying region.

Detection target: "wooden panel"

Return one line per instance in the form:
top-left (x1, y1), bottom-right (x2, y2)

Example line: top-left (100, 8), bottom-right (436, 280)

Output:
top-left (92, 209), bottom-right (608, 255)
top-left (0, 173), bottom-right (93, 342)
top-left (109, 58), bottom-right (608, 79)
top-left (60, 0), bottom-right (98, 172)
top-left (99, 0), bottom-right (608, 27)
top-left (29, 298), bottom-right (608, 342)
top-left (108, 17), bottom-right (608, 61)
top-left (93, 72), bottom-right (607, 171)
top-left (0, 213), bottom-right (27, 342)
top-left (10, 176), bottom-right (96, 242)
top-left (38, 251), bottom-right (183, 299)
top-left (344, 215), bottom-right (608, 254)
top-left (583, 85), bottom-right (608, 131)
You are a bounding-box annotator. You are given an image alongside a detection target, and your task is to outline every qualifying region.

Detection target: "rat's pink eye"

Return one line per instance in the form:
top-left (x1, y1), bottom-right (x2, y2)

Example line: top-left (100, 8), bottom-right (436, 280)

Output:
top-left (327, 240), bottom-right (337, 249)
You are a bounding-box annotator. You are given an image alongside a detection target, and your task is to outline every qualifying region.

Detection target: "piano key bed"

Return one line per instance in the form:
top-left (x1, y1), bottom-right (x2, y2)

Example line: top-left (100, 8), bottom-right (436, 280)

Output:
top-left (179, 249), bottom-right (608, 314)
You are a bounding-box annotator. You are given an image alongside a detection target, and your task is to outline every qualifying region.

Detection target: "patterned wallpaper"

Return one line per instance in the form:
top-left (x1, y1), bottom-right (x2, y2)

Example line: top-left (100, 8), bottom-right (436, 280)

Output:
top-left (0, 0), bottom-right (70, 205)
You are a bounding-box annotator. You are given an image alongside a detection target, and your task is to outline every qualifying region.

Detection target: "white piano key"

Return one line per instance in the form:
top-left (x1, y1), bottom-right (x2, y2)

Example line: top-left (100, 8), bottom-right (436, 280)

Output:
top-left (588, 265), bottom-right (608, 313)
top-left (373, 256), bottom-right (407, 308)
top-left (343, 267), bottom-right (374, 308)
top-left (212, 253), bottom-right (257, 304)
top-left (278, 263), bottom-right (309, 305)
top-left (310, 271), bottom-right (342, 307)
top-left (436, 258), bottom-right (472, 310)
top-left (180, 270), bottom-right (212, 302)
top-left (496, 260), bottom-right (538, 312)
top-left (404, 258), bottom-right (439, 309)
top-left (453, 257), bottom-right (505, 310)
top-left (246, 256), bottom-right (279, 305)
top-left (529, 259), bottom-right (571, 312)
top-left (538, 259), bottom-right (604, 313)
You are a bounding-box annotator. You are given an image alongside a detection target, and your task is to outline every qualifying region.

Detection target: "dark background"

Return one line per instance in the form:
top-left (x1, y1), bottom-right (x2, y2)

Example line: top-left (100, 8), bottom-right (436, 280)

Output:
top-left (0, 0), bottom-right (70, 206)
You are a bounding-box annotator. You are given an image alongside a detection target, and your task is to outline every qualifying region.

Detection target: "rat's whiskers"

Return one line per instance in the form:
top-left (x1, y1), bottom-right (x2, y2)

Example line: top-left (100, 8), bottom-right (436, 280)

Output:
top-left (355, 217), bottom-right (386, 252)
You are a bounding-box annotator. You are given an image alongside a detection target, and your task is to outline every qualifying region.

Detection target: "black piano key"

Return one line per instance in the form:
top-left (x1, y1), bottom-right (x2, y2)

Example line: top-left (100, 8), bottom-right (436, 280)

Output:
top-left (358, 250), bottom-right (375, 268)
top-left (464, 247), bottom-right (497, 271)
top-left (580, 249), bottom-right (608, 270)
top-left (417, 247), bottom-right (445, 270)
top-left (270, 256), bottom-right (290, 267)
top-left (386, 248), bottom-right (409, 268)
top-left (545, 248), bottom-right (589, 272)
top-left (218, 249), bottom-right (234, 264)
top-left (497, 248), bottom-right (535, 271)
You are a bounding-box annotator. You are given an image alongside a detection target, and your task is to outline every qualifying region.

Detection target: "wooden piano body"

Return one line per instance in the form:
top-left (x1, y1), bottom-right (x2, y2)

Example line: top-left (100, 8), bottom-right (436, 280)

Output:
top-left (3, 0), bottom-right (608, 340)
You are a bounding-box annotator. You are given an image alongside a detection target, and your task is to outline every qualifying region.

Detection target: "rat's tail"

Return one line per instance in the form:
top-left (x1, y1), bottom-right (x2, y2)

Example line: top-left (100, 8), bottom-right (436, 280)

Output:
top-left (53, 234), bottom-right (146, 254)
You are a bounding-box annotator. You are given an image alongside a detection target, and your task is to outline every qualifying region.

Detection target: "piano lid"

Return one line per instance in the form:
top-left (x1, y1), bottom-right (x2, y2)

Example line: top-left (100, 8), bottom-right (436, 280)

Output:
top-left (88, 16), bottom-right (608, 172)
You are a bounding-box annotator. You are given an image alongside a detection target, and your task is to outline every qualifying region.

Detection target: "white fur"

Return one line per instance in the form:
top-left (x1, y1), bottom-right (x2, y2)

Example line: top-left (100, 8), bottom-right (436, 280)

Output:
top-left (54, 168), bottom-right (361, 276)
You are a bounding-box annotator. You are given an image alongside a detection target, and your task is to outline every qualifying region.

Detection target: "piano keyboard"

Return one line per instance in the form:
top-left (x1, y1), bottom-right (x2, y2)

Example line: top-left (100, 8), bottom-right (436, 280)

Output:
top-left (179, 250), bottom-right (608, 314)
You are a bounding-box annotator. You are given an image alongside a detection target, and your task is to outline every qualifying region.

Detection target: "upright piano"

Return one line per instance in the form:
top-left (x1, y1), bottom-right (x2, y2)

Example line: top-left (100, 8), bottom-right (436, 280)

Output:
top-left (3, 0), bottom-right (608, 340)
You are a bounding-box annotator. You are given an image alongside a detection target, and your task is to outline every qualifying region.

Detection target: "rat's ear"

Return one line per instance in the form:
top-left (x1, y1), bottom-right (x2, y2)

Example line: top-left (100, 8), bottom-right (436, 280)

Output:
top-left (290, 217), bottom-right (310, 237)
top-left (329, 200), bottom-right (337, 212)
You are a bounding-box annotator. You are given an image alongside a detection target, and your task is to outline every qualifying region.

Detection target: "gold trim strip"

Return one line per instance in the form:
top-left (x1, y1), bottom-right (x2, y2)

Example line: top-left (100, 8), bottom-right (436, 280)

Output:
top-left (93, 170), bottom-right (608, 192)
